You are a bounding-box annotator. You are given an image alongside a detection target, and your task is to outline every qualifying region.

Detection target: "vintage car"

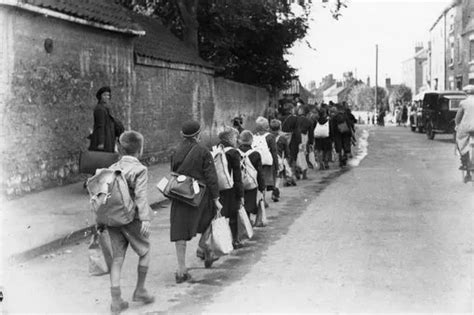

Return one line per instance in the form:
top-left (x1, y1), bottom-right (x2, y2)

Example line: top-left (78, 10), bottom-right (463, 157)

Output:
top-left (420, 91), bottom-right (466, 139)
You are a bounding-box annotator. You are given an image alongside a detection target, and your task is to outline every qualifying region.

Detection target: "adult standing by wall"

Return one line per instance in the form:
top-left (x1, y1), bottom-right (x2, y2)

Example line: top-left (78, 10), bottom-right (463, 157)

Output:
top-left (169, 121), bottom-right (220, 283)
top-left (89, 86), bottom-right (124, 152)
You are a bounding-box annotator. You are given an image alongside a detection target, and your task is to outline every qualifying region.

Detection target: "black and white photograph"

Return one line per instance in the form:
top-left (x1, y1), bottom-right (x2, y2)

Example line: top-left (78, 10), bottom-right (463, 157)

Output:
top-left (0, 0), bottom-right (473, 313)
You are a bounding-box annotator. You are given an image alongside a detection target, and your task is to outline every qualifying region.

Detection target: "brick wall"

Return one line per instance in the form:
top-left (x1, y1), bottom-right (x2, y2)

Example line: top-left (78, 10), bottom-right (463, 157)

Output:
top-left (0, 7), bottom-right (135, 196)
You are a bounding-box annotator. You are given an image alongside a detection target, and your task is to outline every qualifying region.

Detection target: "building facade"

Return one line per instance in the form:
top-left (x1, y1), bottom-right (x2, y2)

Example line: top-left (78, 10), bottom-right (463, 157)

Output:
top-left (402, 44), bottom-right (428, 94)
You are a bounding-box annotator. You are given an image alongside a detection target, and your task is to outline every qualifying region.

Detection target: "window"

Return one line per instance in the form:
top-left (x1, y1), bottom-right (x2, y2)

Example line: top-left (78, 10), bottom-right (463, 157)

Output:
top-left (470, 40), bottom-right (474, 62)
top-left (456, 76), bottom-right (463, 90)
top-left (449, 36), bottom-right (454, 65)
top-left (457, 37), bottom-right (462, 63)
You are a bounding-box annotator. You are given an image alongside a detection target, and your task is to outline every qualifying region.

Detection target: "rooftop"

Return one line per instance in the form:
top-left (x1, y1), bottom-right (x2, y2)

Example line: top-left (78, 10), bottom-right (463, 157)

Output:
top-left (2, 0), bottom-right (144, 35)
top-left (132, 13), bottom-right (213, 69)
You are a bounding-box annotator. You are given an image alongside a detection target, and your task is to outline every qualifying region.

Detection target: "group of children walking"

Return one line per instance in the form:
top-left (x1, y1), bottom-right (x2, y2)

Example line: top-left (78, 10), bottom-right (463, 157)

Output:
top-left (90, 100), bottom-right (357, 314)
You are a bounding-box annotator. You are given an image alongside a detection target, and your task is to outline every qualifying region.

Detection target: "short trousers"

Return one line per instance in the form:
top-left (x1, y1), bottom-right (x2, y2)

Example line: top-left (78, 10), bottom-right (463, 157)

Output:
top-left (107, 219), bottom-right (150, 258)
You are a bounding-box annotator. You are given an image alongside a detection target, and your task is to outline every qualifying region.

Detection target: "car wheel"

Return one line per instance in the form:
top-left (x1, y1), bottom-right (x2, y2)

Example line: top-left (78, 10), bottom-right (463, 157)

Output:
top-left (426, 122), bottom-right (435, 140)
top-left (411, 126), bottom-right (416, 132)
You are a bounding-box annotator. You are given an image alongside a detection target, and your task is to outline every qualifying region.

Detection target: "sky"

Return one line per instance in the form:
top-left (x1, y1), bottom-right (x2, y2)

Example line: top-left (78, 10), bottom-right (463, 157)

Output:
top-left (286, 0), bottom-right (453, 87)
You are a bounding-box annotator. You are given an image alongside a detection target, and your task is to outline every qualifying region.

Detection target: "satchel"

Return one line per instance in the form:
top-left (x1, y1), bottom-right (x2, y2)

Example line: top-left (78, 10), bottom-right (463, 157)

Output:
top-left (314, 121), bottom-right (329, 138)
top-left (157, 172), bottom-right (206, 207)
top-left (156, 145), bottom-right (206, 207)
top-left (296, 150), bottom-right (308, 171)
top-left (79, 150), bottom-right (119, 175)
top-left (237, 206), bottom-right (253, 240)
top-left (308, 149), bottom-right (318, 170)
top-left (88, 229), bottom-right (113, 276)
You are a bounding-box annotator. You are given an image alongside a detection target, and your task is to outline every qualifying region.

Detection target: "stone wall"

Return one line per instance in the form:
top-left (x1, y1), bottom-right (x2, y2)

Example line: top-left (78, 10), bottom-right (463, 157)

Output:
top-left (0, 7), bottom-right (135, 196)
top-left (133, 58), bottom-right (269, 164)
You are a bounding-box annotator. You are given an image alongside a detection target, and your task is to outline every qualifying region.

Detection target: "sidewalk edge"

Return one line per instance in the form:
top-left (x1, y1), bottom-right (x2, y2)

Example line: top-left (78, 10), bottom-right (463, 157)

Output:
top-left (8, 199), bottom-right (170, 264)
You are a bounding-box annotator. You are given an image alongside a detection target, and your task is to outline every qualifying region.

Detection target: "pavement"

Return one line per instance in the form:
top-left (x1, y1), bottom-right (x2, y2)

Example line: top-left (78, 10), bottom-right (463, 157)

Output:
top-left (1, 162), bottom-right (171, 264)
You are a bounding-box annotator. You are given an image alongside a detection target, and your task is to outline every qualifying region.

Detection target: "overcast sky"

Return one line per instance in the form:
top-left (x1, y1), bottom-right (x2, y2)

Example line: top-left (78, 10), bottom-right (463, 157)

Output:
top-left (286, 0), bottom-right (453, 87)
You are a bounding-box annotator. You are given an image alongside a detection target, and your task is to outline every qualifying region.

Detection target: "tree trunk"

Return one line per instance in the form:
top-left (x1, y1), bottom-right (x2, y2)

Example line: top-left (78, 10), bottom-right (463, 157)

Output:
top-left (177, 0), bottom-right (199, 50)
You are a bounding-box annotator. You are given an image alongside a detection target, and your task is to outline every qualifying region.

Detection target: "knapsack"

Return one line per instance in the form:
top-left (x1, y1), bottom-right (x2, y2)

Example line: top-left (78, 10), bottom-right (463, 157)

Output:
top-left (238, 149), bottom-right (258, 190)
top-left (211, 144), bottom-right (234, 191)
top-left (252, 133), bottom-right (273, 166)
top-left (86, 164), bottom-right (135, 227)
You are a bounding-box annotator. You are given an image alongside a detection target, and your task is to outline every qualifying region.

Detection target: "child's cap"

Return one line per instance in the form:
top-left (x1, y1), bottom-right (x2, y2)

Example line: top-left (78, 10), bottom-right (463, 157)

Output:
top-left (119, 130), bottom-right (144, 155)
top-left (239, 130), bottom-right (253, 145)
top-left (270, 119), bottom-right (281, 131)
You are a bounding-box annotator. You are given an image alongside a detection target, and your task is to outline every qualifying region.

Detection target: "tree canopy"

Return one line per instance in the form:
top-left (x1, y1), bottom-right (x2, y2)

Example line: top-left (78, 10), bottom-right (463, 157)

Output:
top-left (388, 84), bottom-right (412, 109)
top-left (348, 85), bottom-right (388, 111)
top-left (116, 0), bottom-right (347, 92)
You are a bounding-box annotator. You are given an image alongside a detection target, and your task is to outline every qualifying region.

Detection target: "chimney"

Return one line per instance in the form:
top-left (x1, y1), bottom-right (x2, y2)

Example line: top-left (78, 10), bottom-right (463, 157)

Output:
top-left (415, 42), bottom-right (423, 54)
top-left (385, 78), bottom-right (391, 88)
top-left (367, 76), bottom-right (370, 86)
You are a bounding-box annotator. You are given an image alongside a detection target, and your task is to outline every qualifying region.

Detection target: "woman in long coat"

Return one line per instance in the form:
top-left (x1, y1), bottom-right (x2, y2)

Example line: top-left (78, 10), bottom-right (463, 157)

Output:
top-left (330, 104), bottom-right (353, 167)
top-left (278, 102), bottom-right (300, 183)
top-left (170, 121), bottom-right (220, 283)
top-left (88, 86), bottom-right (123, 152)
top-left (314, 106), bottom-right (333, 170)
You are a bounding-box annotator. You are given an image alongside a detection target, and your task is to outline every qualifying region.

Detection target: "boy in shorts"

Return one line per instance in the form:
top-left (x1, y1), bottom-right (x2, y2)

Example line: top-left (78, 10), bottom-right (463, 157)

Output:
top-left (107, 131), bottom-right (154, 313)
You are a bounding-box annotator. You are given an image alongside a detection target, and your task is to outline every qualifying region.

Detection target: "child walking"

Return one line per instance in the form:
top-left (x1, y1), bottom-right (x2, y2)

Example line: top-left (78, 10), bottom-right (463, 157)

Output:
top-left (269, 119), bottom-right (289, 202)
top-left (106, 131), bottom-right (154, 313)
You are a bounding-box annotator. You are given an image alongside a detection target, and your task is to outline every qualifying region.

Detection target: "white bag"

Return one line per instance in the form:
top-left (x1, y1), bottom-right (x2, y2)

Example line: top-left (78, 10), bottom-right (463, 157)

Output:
top-left (209, 212), bottom-right (234, 256)
top-left (211, 145), bottom-right (234, 191)
top-left (308, 149), bottom-right (318, 169)
top-left (296, 150), bottom-right (308, 171)
top-left (252, 133), bottom-right (273, 166)
top-left (314, 121), bottom-right (330, 138)
top-left (237, 206), bottom-right (254, 240)
top-left (255, 198), bottom-right (268, 227)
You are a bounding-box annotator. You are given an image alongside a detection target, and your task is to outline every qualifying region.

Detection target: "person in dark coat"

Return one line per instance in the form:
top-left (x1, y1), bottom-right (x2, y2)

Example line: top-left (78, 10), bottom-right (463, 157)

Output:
top-left (238, 130), bottom-right (265, 218)
top-left (278, 102), bottom-right (300, 185)
top-left (170, 121), bottom-right (220, 283)
top-left (216, 127), bottom-right (244, 249)
top-left (330, 104), bottom-right (353, 167)
top-left (88, 86), bottom-right (123, 152)
top-left (314, 106), bottom-right (333, 170)
top-left (269, 119), bottom-right (290, 202)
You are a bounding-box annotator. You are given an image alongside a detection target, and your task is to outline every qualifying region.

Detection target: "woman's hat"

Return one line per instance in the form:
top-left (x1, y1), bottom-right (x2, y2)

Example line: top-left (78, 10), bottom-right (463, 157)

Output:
top-left (239, 130), bottom-right (253, 145)
top-left (96, 86), bottom-right (111, 101)
top-left (181, 120), bottom-right (201, 137)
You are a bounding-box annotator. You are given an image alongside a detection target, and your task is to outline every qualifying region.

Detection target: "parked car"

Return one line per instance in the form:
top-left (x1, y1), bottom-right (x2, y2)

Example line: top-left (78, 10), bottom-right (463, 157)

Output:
top-left (420, 91), bottom-right (466, 139)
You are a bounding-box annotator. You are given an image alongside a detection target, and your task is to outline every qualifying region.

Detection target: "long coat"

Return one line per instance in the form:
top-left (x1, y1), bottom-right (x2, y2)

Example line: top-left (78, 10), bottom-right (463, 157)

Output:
top-left (279, 114), bottom-right (301, 162)
top-left (89, 103), bottom-right (117, 152)
top-left (170, 139), bottom-right (219, 242)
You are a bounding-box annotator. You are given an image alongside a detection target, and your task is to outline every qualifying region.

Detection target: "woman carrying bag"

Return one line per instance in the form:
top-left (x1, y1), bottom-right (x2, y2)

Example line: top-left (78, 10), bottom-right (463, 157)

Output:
top-left (169, 121), bottom-right (221, 283)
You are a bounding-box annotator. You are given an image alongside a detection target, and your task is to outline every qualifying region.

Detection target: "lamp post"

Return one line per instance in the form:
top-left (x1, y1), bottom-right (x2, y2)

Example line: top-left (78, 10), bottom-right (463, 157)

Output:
top-left (375, 44), bottom-right (378, 113)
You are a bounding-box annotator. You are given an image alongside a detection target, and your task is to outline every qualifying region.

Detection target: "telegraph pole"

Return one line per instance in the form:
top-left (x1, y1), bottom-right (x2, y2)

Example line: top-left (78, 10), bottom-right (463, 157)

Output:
top-left (375, 44), bottom-right (378, 113)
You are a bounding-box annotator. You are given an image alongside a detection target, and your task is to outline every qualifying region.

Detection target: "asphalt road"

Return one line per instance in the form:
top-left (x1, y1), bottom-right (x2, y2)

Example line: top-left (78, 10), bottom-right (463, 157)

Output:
top-left (2, 126), bottom-right (473, 313)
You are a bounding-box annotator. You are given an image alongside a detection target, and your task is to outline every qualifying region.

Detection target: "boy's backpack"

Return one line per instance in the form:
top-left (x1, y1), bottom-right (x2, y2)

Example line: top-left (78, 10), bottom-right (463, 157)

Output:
top-left (211, 144), bottom-right (234, 191)
top-left (238, 149), bottom-right (258, 190)
top-left (252, 133), bottom-right (273, 166)
top-left (86, 164), bottom-right (135, 227)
